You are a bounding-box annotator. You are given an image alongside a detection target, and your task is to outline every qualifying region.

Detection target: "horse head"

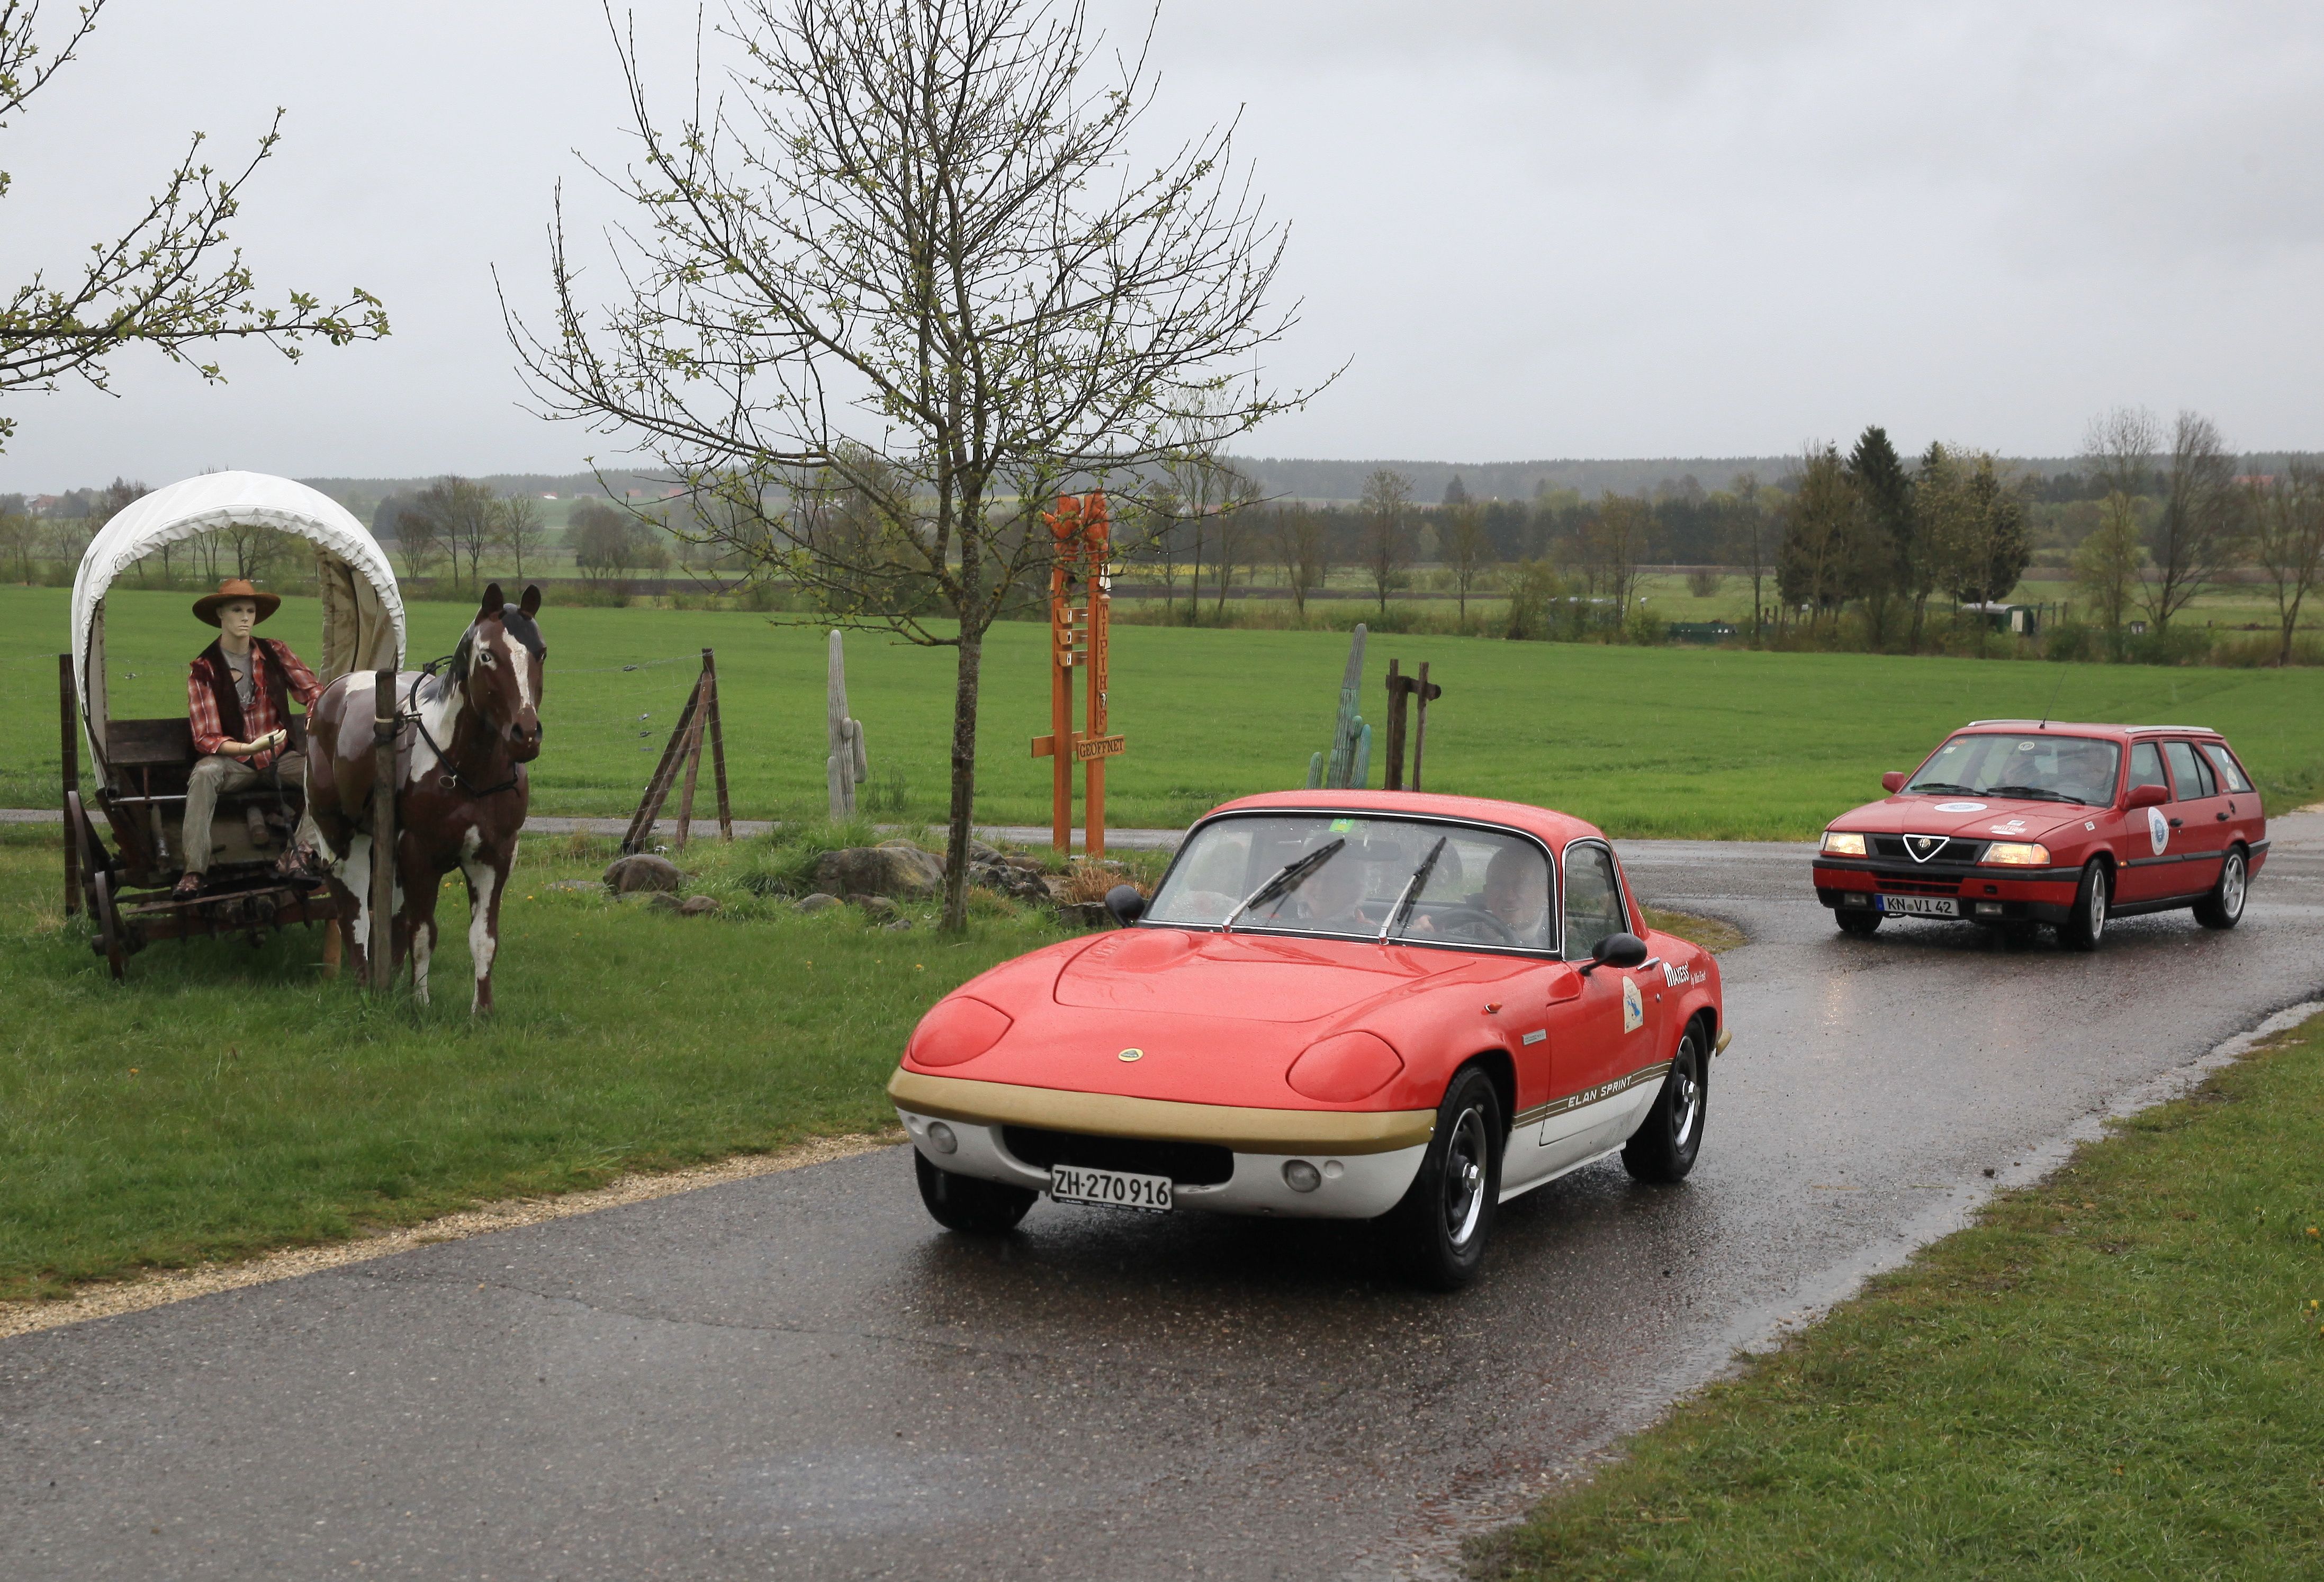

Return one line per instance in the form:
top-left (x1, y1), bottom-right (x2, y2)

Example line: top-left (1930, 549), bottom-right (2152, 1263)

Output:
top-left (456, 582), bottom-right (547, 761)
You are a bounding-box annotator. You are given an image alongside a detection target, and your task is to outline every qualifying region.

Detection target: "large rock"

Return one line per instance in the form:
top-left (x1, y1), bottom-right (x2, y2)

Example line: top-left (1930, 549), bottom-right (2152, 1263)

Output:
top-left (814, 844), bottom-right (944, 899)
top-left (604, 853), bottom-right (682, 894)
top-left (794, 893), bottom-right (841, 914)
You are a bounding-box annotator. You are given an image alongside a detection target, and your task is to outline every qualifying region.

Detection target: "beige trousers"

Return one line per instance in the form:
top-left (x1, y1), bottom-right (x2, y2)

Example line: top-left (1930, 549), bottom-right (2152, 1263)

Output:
top-left (181, 751), bottom-right (319, 875)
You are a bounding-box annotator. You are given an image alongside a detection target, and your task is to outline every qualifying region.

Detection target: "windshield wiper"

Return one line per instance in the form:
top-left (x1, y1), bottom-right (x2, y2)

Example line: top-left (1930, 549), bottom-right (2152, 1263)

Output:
top-left (1378, 837), bottom-right (1447, 944)
top-left (1989, 784), bottom-right (2087, 805)
top-left (1221, 838), bottom-right (1344, 934)
top-left (1907, 781), bottom-right (1976, 795)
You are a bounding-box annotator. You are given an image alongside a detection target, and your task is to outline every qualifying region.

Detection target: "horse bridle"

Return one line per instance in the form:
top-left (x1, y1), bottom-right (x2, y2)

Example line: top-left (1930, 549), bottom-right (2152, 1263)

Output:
top-left (402, 655), bottom-right (524, 799)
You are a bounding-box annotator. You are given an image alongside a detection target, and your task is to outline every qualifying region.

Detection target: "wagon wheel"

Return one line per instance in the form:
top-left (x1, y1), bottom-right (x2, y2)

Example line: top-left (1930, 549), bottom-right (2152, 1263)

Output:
top-left (91, 869), bottom-right (128, 982)
top-left (65, 790), bottom-right (107, 914)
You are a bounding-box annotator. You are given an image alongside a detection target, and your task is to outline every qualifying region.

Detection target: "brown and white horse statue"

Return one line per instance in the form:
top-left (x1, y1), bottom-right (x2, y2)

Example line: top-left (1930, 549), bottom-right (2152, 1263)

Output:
top-left (306, 583), bottom-right (546, 1012)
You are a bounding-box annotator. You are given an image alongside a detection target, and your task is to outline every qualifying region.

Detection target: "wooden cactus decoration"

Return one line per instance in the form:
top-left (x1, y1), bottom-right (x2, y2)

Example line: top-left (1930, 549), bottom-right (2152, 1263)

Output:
top-left (826, 630), bottom-right (868, 817)
top-left (1307, 623), bottom-right (1372, 789)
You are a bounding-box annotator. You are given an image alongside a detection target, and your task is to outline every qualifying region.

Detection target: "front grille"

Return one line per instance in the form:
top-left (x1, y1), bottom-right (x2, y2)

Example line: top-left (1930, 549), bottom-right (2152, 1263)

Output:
top-left (1001, 1126), bottom-right (1236, 1186)
top-left (1876, 877), bottom-right (1963, 896)
top-left (1872, 835), bottom-right (1989, 865)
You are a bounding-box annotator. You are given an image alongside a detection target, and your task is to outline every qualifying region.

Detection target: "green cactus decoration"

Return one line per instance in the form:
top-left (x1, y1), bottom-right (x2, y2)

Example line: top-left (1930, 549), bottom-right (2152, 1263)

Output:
top-left (1307, 623), bottom-right (1372, 789)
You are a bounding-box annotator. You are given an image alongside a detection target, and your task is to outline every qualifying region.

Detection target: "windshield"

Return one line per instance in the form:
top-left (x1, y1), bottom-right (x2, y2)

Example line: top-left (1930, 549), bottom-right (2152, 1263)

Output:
top-left (1146, 813), bottom-right (1554, 951)
top-left (1906, 734), bottom-right (2122, 806)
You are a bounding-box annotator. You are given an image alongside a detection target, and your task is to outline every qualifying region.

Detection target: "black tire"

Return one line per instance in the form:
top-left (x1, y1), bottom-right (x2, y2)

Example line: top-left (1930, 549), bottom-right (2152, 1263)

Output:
top-left (2058, 859), bottom-right (2109, 951)
top-left (913, 1148), bottom-right (1037, 1234)
top-left (1835, 908), bottom-right (1882, 937)
top-left (1381, 1066), bottom-right (1502, 1291)
top-left (2192, 846), bottom-right (2248, 930)
top-left (1623, 1022), bottom-right (1707, 1183)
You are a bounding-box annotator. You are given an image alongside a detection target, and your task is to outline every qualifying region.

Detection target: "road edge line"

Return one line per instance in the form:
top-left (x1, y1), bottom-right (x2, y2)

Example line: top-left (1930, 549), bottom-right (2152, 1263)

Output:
top-left (0, 1131), bottom-right (902, 1343)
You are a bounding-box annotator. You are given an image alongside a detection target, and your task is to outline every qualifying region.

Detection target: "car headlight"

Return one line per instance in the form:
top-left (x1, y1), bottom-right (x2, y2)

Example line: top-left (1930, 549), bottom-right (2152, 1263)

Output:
top-left (1286, 1031), bottom-right (1403, 1102)
top-left (905, 995), bottom-right (1013, 1068)
top-left (1821, 831), bottom-right (1867, 857)
top-left (1984, 842), bottom-right (2052, 866)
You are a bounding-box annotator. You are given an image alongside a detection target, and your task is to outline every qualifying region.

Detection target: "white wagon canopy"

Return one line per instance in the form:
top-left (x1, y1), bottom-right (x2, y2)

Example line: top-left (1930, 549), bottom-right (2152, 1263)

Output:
top-left (70, 471), bottom-right (404, 763)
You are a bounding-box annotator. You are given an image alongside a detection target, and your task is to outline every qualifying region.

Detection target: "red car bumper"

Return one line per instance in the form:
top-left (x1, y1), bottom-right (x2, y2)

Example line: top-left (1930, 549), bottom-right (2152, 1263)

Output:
top-left (1811, 861), bottom-right (2081, 924)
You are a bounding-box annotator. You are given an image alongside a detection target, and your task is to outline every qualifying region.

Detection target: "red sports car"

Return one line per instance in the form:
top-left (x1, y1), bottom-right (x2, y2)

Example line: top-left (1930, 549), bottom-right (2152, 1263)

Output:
top-left (1813, 719), bottom-right (2267, 948)
top-left (889, 791), bottom-right (1728, 1289)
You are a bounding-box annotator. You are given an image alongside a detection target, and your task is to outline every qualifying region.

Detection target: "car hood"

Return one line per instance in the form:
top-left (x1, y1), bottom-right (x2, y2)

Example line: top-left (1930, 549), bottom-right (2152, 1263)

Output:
top-left (1053, 926), bottom-right (1465, 1023)
top-left (1830, 794), bottom-right (2089, 843)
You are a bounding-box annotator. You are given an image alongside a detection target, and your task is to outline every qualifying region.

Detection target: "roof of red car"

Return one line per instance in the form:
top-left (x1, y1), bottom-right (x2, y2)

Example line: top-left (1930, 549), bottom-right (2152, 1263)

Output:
top-left (1956, 720), bottom-right (2226, 740)
top-left (1200, 788), bottom-right (1604, 847)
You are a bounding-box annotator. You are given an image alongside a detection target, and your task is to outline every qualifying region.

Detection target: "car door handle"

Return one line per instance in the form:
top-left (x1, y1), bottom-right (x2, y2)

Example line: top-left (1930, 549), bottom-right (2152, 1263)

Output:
top-left (2215, 810), bottom-right (2229, 821)
top-left (2168, 817), bottom-right (2183, 828)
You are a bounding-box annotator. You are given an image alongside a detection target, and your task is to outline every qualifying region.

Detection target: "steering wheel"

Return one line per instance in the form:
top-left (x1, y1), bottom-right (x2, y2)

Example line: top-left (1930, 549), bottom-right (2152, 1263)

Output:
top-left (1411, 904), bottom-right (1519, 946)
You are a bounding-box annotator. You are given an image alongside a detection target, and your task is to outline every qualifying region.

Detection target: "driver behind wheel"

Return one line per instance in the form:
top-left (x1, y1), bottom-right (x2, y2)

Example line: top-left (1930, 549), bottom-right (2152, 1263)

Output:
top-left (176, 578), bottom-right (325, 898)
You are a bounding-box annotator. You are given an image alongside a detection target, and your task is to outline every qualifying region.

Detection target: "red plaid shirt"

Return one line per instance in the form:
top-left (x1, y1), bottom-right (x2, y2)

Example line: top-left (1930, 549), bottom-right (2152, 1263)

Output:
top-left (187, 641), bottom-right (323, 768)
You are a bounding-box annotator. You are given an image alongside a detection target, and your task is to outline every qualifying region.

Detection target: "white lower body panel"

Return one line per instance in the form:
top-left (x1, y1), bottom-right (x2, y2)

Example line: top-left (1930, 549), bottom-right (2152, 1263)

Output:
top-left (897, 1109), bottom-right (1427, 1220)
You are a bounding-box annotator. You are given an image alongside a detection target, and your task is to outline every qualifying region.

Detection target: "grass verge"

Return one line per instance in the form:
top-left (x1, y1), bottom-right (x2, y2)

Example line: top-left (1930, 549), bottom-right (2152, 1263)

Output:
top-left (0, 823), bottom-right (1074, 1303)
top-left (1470, 1011), bottom-right (2324, 1581)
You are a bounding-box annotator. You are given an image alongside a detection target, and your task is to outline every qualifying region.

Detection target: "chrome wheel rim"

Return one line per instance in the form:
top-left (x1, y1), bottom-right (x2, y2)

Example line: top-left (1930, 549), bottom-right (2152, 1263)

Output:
top-left (1669, 1041), bottom-right (1700, 1148)
top-left (2221, 853), bottom-right (2246, 918)
top-left (1442, 1105), bottom-right (1488, 1249)
top-left (2088, 869), bottom-right (2107, 940)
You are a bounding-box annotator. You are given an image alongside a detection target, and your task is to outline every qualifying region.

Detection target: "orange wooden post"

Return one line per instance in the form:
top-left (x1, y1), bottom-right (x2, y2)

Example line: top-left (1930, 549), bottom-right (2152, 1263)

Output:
top-left (1030, 493), bottom-right (1125, 857)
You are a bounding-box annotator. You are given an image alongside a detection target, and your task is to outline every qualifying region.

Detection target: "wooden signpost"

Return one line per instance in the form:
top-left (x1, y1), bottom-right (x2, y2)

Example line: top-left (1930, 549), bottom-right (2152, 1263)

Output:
top-left (1382, 658), bottom-right (1443, 792)
top-left (1030, 492), bottom-right (1125, 857)
top-left (622, 648), bottom-right (733, 854)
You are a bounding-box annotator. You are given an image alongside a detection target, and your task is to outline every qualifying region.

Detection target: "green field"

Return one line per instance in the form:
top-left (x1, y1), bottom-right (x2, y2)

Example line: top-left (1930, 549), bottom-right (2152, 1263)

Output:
top-left (6, 586), bottom-right (2322, 838)
top-left (1473, 1012), bottom-right (2324, 1580)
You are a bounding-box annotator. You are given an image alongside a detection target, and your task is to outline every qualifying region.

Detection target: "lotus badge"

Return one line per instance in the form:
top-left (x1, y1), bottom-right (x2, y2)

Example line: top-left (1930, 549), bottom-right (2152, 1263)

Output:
top-left (1117, 1047), bottom-right (1145, 1062)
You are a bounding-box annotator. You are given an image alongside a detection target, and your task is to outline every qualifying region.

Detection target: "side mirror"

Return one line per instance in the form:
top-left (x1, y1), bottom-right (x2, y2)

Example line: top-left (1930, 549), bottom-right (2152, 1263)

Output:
top-left (2125, 784), bottom-right (2168, 810)
top-left (1104, 884), bottom-right (1147, 927)
top-left (1579, 930), bottom-right (1648, 974)
top-left (1880, 771), bottom-right (1907, 794)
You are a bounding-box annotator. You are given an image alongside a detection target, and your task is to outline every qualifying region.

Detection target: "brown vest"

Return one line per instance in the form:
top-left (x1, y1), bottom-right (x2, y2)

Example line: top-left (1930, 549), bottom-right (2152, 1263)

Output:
top-left (195, 637), bottom-right (293, 747)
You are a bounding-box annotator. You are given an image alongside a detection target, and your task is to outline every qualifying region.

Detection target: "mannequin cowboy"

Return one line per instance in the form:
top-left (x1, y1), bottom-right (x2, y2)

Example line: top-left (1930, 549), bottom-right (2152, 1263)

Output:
top-left (176, 578), bottom-right (324, 897)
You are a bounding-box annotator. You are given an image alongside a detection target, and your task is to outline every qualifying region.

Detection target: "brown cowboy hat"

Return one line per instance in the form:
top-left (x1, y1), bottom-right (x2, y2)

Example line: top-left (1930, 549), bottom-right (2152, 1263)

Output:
top-left (192, 578), bottom-right (281, 626)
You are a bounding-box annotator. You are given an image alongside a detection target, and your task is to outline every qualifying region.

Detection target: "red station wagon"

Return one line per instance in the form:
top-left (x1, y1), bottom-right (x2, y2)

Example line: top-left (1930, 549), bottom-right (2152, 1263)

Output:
top-left (1812, 721), bottom-right (2267, 949)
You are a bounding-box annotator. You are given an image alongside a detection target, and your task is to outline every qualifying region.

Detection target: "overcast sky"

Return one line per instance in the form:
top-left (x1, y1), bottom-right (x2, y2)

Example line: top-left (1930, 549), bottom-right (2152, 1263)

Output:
top-left (3, 0), bottom-right (2319, 490)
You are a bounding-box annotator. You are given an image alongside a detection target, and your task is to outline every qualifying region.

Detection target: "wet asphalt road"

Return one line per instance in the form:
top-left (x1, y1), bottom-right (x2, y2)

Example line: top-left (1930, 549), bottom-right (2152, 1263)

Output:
top-left (7, 820), bottom-right (2323, 1581)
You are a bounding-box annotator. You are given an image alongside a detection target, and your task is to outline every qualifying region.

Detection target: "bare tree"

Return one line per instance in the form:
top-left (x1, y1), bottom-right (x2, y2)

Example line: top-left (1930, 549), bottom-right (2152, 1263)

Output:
top-left (393, 497), bottom-right (446, 580)
top-left (2248, 461), bottom-right (2324, 666)
top-left (1587, 492), bottom-right (1652, 634)
top-left (1357, 468), bottom-right (1414, 614)
top-left (506, 0), bottom-right (1310, 927)
top-left (1271, 502), bottom-right (1330, 617)
top-left (2076, 408), bottom-right (2158, 657)
top-left (496, 492), bottom-right (548, 582)
top-left (0, 492), bottom-right (34, 581)
top-left (1208, 471), bottom-right (1262, 615)
top-left (1442, 498), bottom-right (1490, 625)
top-left (407, 476), bottom-right (497, 592)
top-left (0, 1), bottom-right (388, 455)
top-left (2141, 411), bottom-right (2242, 632)
top-left (1152, 436), bottom-right (1249, 621)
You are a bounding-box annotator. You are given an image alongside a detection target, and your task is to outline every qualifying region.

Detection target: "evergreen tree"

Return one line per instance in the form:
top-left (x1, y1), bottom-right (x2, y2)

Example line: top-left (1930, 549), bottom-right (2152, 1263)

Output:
top-left (1845, 426), bottom-right (1914, 649)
